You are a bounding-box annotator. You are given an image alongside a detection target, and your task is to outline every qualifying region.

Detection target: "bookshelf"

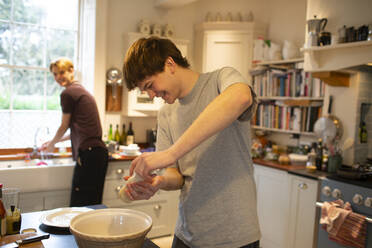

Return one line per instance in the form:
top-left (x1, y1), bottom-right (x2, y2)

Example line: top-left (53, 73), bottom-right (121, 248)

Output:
top-left (250, 58), bottom-right (324, 135)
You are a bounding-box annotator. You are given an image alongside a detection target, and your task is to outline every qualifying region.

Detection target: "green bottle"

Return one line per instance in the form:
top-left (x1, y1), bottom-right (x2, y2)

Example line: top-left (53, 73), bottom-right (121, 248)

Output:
top-left (114, 124), bottom-right (121, 143)
top-left (360, 121), bottom-right (367, 143)
top-left (108, 124), bottom-right (113, 141)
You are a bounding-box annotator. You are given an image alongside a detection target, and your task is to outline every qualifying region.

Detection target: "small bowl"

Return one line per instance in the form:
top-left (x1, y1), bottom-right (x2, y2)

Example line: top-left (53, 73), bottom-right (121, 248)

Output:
top-left (70, 208), bottom-right (152, 248)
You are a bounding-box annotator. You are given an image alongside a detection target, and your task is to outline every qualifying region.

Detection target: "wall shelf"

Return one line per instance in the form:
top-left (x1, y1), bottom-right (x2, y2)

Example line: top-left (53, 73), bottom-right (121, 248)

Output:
top-left (312, 71), bottom-right (350, 87)
top-left (252, 125), bottom-right (315, 136)
top-left (301, 40), bottom-right (372, 72)
top-left (256, 58), bottom-right (304, 66)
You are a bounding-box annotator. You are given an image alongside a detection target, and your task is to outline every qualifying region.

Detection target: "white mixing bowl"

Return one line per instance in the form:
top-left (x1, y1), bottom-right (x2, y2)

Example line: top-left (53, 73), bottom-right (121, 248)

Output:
top-left (70, 208), bottom-right (152, 248)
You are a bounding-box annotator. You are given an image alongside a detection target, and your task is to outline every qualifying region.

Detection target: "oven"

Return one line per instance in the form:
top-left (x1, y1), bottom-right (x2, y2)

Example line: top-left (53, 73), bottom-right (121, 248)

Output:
top-left (316, 177), bottom-right (372, 247)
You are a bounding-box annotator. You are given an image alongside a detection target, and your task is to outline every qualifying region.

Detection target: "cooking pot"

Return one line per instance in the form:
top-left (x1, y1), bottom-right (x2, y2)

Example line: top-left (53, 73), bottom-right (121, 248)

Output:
top-left (314, 95), bottom-right (343, 145)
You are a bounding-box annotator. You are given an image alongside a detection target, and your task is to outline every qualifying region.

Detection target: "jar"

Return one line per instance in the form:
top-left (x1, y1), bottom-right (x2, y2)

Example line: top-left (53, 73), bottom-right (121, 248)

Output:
top-left (319, 31), bottom-right (331, 46)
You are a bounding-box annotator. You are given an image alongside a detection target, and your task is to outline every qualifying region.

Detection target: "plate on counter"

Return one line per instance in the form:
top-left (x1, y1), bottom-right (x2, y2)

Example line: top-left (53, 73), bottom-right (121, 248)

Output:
top-left (40, 207), bottom-right (93, 228)
top-left (121, 151), bottom-right (142, 156)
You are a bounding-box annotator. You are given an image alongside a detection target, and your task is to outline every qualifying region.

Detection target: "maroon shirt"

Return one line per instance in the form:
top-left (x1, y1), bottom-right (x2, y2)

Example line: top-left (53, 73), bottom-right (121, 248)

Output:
top-left (61, 83), bottom-right (105, 160)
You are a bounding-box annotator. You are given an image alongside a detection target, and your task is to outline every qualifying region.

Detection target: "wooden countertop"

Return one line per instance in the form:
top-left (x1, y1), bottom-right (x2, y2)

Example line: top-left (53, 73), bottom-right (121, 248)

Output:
top-left (0, 205), bottom-right (159, 248)
top-left (253, 158), bottom-right (306, 171)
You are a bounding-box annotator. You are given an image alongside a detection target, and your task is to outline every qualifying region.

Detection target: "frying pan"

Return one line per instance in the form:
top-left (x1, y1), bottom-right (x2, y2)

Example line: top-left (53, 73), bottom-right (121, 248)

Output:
top-left (314, 95), bottom-right (343, 145)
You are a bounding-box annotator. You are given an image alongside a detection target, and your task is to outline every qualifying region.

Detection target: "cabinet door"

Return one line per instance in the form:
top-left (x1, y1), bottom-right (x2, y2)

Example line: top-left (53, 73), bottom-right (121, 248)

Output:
top-left (253, 164), bottom-right (290, 248)
top-left (203, 32), bottom-right (252, 78)
top-left (287, 175), bottom-right (319, 248)
top-left (44, 190), bottom-right (70, 210)
top-left (20, 192), bottom-right (44, 213)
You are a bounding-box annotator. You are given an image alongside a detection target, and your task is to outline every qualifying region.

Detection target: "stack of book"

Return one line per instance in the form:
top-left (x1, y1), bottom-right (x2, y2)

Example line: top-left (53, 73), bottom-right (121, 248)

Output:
top-left (252, 100), bottom-right (323, 133)
top-left (251, 68), bottom-right (325, 98)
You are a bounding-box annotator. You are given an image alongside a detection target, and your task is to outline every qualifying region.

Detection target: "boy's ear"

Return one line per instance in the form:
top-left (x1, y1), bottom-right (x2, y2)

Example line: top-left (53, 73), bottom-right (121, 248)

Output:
top-left (166, 57), bottom-right (175, 66)
top-left (166, 57), bottom-right (176, 74)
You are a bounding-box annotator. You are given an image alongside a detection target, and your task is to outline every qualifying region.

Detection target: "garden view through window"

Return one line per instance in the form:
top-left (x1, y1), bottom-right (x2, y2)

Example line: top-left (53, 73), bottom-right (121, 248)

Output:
top-left (0, 0), bottom-right (79, 148)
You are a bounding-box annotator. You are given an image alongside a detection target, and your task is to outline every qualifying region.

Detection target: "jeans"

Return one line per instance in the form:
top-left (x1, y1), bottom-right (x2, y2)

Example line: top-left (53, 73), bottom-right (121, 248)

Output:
top-left (172, 235), bottom-right (260, 248)
top-left (70, 146), bottom-right (108, 207)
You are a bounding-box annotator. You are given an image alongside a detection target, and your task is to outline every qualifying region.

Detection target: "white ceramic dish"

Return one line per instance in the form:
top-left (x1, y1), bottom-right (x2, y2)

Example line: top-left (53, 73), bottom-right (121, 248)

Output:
top-left (40, 207), bottom-right (93, 228)
top-left (70, 208), bottom-right (152, 248)
top-left (121, 151), bottom-right (141, 156)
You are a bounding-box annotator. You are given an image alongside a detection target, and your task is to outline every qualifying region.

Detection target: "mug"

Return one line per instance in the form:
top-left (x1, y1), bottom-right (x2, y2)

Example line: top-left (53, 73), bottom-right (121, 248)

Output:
top-left (319, 32), bottom-right (331, 46)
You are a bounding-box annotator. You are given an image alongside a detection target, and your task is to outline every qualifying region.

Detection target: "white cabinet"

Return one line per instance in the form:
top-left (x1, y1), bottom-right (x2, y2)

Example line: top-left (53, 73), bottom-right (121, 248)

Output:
top-left (253, 164), bottom-right (290, 248)
top-left (20, 190), bottom-right (70, 213)
top-left (124, 32), bottom-right (189, 117)
top-left (287, 174), bottom-right (319, 248)
top-left (194, 22), bottom-right (267, 79)
top-left (103, 161), bottom-right (179, 238)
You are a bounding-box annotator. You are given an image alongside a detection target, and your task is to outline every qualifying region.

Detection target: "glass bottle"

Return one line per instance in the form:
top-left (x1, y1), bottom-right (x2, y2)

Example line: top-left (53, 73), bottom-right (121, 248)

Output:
top-left (114, 124), bottom-right (120, 143)
top-left (315, 139), bottom-right (323, 170)
top-left (120, 124), bottom-right (127, 146)
top-left (360, 121), bottom-right (367, 143)
top-left (0, 184), bottom-right (6, 237)
top-left (127, 122), bottom-right (135, 145)
top-left (108, 124), bottom-right (113, 141)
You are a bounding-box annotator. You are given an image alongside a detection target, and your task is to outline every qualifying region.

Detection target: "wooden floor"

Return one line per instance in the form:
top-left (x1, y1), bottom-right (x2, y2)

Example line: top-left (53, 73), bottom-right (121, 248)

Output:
top-left (151, 235), bottom-right (173, 248)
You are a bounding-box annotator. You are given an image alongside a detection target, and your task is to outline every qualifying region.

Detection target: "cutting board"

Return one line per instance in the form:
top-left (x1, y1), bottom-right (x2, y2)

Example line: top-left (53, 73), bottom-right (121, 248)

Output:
top-left (106, 84), bottom-right (123, 111)
top-left (0, 233), bottom-right (44, 248)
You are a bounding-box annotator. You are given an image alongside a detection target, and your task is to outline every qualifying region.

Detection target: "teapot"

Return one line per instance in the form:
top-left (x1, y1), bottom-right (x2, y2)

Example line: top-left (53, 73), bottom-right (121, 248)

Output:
top-left (307, 15), bottom-right (328, 34)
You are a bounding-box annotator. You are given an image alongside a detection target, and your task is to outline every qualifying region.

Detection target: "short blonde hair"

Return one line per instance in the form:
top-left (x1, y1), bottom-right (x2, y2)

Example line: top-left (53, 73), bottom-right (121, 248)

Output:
top-left (49, 57), bottom-right (74, 72)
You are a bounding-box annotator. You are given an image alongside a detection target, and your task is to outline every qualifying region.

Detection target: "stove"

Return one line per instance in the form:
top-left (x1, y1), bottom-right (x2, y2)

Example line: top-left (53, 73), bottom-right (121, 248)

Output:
top-left (335, 158), bottom-right (372, 180)
top-left (316, 177), bottom-right (372, 247)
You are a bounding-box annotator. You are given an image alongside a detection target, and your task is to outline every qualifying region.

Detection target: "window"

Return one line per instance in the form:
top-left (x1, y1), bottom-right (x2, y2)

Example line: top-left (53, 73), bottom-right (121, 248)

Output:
top-left (0, 0), bottom-right (80, 148)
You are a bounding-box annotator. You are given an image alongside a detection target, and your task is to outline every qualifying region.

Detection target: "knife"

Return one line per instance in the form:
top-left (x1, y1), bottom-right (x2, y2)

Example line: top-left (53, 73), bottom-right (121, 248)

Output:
top-left (0, 233), bottom-right (50, 248)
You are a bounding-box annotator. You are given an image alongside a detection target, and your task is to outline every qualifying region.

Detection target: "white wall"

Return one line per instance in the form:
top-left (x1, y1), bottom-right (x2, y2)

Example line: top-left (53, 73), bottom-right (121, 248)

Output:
top-left (306, 0), bottom-right (372, 165)
top-left (96, 0), bottom-right (307, 143)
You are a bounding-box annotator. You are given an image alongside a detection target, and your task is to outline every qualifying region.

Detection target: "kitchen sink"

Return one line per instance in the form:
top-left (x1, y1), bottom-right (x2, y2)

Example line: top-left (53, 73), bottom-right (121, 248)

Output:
top-left (0, 158), bottom-right (75, 193)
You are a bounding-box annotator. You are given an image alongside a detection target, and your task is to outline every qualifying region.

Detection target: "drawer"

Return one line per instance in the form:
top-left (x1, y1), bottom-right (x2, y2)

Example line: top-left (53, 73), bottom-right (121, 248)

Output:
top-left (106, 161), bottom-right (131, 180)
top-left (102, 179), bottom-right (166, 202)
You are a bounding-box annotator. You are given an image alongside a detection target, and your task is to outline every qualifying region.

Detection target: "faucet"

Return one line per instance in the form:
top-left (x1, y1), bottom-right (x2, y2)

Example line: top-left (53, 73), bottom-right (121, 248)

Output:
top-left (33, 127), bottom-right (50, 157)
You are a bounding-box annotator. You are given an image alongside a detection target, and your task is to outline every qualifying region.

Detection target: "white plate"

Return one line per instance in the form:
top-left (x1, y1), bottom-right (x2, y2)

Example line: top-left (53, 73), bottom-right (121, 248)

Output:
top-left (40, 207), bottom-right (93, 228)
top-left (121, 151), bottom-right (141, 156)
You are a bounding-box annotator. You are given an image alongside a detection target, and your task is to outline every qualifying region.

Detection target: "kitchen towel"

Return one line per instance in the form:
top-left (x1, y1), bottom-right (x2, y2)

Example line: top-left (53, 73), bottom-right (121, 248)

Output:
top-left (320, 200), bottom-right (367, 248)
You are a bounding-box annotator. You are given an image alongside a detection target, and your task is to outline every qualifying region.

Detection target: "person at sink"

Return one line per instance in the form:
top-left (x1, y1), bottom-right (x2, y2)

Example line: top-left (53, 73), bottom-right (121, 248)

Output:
top-left (122, 37), bottom-right (260, 248)
top-left (40, 58), bottom-right (108, 207)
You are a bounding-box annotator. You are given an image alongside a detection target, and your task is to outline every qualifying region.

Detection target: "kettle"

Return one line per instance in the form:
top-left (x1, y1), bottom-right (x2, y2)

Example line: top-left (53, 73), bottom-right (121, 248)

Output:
top-left (307, 15), bottom-right (328, 34)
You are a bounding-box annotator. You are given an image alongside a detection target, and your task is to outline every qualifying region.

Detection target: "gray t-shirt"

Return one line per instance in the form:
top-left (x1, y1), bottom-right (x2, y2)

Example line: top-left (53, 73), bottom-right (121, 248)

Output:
top-left (156, 67), bottom-right (260, 248)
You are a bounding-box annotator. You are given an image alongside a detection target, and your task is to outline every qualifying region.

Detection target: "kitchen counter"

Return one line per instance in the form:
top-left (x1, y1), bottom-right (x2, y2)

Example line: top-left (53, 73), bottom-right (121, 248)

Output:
top-left (0, 205), bottom-right (159, 248)
top-left (253, 158), bottom-right (306, 171)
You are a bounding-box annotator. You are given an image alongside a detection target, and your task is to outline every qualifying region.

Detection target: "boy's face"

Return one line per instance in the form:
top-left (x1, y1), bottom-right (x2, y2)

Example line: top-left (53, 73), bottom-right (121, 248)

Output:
top-left (138, 60), bottom-right (180, 104)
top-left (51, 66), bottom-right (74, 88)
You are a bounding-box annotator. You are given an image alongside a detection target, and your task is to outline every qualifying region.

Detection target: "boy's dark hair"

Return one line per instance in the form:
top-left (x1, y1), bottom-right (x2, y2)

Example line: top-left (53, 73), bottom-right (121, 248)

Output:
top-left (123, 36), bottom-right (190, 90)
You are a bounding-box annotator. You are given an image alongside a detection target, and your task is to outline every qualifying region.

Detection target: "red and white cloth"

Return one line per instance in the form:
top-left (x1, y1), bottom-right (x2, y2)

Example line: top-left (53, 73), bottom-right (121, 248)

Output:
top-left (320, 200), bottom-right (367, 248)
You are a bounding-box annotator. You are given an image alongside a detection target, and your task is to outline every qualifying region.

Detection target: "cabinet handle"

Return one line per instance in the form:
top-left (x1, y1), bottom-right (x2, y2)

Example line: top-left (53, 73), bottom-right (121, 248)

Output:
top-left (116, 169), bottom-right (124, 174)
top-left (116, 186), bottom-right (122, 192)
top-left (154, 204), bottom-right (162, 211)
top-left (298, 183), bottom-right (308, 190)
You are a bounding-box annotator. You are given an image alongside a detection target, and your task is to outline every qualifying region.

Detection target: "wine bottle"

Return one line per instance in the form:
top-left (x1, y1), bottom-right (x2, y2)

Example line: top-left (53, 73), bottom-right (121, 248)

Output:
top-left (114, 124), bottom-right (121, 143)
top-left (360, 121), bottom-right (367, 143)
top-left (127, 122), bottom-right (135, 145)
top-left (0, 184), bottom-right (7, 237)
top-left (108, 124), bottom-right (113, 141)
top-left (120, 124), bottom-right (127, 145)
top-left (315, 138), bottom-right (323, 171)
